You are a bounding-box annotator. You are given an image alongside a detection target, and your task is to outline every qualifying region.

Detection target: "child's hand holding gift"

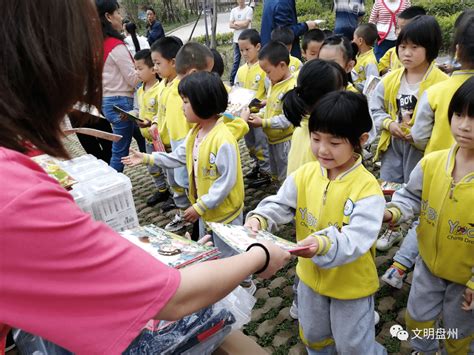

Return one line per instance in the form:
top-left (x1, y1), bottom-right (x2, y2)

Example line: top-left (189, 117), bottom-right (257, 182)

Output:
top-left (183, 206), bottom-right (200, 223)
top-left (248, 114), bottom-right (263, 127)
top-left (290, 235), bottom-right (319, 258)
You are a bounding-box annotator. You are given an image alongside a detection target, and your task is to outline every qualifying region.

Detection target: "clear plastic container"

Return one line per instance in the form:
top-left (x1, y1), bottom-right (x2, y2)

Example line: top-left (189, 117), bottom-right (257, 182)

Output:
top-left (58, 154), bottom-right (97, 168)
top-left (68, 186), bottom-right (94, 216)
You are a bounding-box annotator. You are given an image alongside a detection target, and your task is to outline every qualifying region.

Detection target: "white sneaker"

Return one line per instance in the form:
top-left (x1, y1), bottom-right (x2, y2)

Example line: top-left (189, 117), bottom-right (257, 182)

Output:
top-left (165, 213), bottom-right (190, 232)
top-left (289, 301), bottom-right (298, 320)
top-left (241, 280), bottom-right (257, 295)
top-left (381, 265), bottom-right (406, 289)
top-left (374, 310), bottom-right (380, 325)
top-left (376, 228), bottom-right (403, 251)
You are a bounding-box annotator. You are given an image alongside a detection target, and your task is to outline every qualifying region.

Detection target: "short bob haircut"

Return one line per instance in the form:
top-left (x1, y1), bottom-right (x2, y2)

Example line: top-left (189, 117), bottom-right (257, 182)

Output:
top-left (178, 72), bottom-right (228, 119)
top-left (397, 6), bottom-right (426, 20)
top-left (238, 29), bottom-right (261, 46)
top-left (134, 49), bottom-right (153, 68)
top-left (0, 0), bottom-right (103, 158)
top-left (396, 15), bottom-right (442, 63)
top-left (211, 49), bottom-right (225, 77)
top-left (258, 41), bottom-right (290, 66)
top-left (175, 42), bottom-right (214, 75)
top-left (308, 91), bottom-right (372, 154)
top-left (150, 36), bottom-right (183, 60)
top-left (448, 77), bottom-right (474, 123)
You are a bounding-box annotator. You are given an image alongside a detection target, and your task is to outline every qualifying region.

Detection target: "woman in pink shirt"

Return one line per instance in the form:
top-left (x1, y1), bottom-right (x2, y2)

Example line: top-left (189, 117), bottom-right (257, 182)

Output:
top-left (0, 1), bottom-right (291, 353)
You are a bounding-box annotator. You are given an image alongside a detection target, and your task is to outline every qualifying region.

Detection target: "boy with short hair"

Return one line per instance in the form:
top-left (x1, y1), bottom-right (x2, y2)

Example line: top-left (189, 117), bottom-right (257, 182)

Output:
top-left (247, 41), bottom-right (296, 184)
top-left (352, 23), bottom-right (379, 92)
top-left (302, 29), bottom-right (325, 61)
top-left (129, 49), bottom-right (169, 207)
top-left (235, 29), bottom-right (271, 188)
top-left (378, 6), bottom-right (427, 76)
top-left (271, 27), bottom-right (302, 73)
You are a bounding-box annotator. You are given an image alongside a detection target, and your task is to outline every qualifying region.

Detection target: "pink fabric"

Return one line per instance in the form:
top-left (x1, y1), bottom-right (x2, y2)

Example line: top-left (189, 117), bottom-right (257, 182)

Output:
top-left (0, 147), bottom-right (181, 354)
top-left (103, 43), bottom-right (139, 98)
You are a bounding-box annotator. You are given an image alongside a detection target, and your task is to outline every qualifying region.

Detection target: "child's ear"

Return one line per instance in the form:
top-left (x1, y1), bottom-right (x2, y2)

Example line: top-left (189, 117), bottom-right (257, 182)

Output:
top-left (256, 43), bottom-right (261, 51)
top-left (359, 132), bottom-right (369, 147)
top-left (171, 58), bottom-right (176, 68)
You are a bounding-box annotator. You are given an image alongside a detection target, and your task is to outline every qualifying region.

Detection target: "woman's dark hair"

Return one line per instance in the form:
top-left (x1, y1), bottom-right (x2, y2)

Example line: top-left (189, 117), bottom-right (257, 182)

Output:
top-left (452, 12), bottom-right (474, 67)
top-left (308, 91), bottom-right (372, 153)
top-left (178, 72), bottom-right (228, 119)
top-left (283, 60), bottom-right (346, 127)
top-left (0, 0), bottom-right (103, 158)
top-left (125, 22), bottom-right (140, 53)
top-left (448, 77), bottom-right (474, 123)
top-left (211, 49), bottom-right (225, 77)
top-left (96, 0), bottom-right (123, 40)
top-left (396, 15), bottom-right (441, 63)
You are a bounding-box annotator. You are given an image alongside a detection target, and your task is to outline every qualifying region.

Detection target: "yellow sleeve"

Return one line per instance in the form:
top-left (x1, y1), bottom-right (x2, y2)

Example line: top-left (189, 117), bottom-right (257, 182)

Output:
top-left (378, 50), bottom-right (391, 74)
top-left (224, 117), bottom-right (249, 140)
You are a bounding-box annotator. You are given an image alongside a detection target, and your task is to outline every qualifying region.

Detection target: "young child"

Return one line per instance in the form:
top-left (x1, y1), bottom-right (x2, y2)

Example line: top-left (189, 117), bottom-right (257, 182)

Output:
top-left (284, 59), bottom-right (347, 175)
top-left (301, 29), bottom-right (325, 62)
top-left (229, 0), bottom-right (253, 86)
top-left (246, 41), bottom-right (296, 184)
top-left (271, 27), bottom-right (302, 73)
top-left (378, 6), bottom-right (426, 76)
top-left (352, 23), bottom-right (379, 92)
top-left (370, 15), bottom-right (447, 251)
top-left (246, 91), bottom-right (386, 354)
top-left (383, 78), bottom-right (474, 353)
top-left (369, 0), bottom-right (411, 61)
top-left (234, 29), bottom-right (271, 188)
top-left (318, 35), bottom-right (358, 93)
top-left (129, 49), bottom-right (169, 207)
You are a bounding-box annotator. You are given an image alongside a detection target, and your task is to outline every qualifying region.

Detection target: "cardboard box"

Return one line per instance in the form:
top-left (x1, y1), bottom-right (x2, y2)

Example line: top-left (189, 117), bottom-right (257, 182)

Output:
top-left (213, 330), bottom-right (267, 355)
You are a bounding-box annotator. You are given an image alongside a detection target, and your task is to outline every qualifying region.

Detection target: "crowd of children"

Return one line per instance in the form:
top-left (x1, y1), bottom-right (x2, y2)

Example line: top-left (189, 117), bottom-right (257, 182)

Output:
top-left (118, 6), bottom-right (474, 354)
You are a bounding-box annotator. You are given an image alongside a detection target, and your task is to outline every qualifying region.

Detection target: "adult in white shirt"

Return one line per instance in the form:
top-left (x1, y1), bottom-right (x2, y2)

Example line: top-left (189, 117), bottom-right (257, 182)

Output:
top-left (229, 0), bottom-right (253, 85)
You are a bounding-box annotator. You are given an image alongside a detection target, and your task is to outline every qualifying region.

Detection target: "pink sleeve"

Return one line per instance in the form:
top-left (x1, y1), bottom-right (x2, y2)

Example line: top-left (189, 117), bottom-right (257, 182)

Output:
top-left (0, 152), bottom-right (181, 354)
top-left (369, 1), bottom-right (379, 24)
top-left (110, 44), bottom-right (140, 88)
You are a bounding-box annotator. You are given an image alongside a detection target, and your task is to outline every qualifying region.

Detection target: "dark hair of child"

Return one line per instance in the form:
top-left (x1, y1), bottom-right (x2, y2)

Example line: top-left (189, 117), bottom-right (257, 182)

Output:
top-left (211, 49), bottom-right (225, 77)
top-left (452, 12), bottom-right (474, 66)
top-left (322, 29), bottom-right (334, 38)
top-left (238, 29), bottom-right (261, 45)
top-left (134, 49), bottom-right (153, 68)
top-left (175, 42), bottom-right (214, 75)
top-left (354, 24), bottom-right (378, 47)
top-left (396, 15), bottom-right (442, 63)
top-left (96, 0), bottom-right (123, 40)
top-left (283, 60), bottom-right (346, 127)
top-left (271, 27), bottom-right (294, 46)
top-left (258, 41), bottom-right (290, 66)
top-left (150, 36), bottom-right (183, 60)
top-left (308, 91), bottom-right (373, 154)
top-left (398, 6), bottom-right (426, 20)
top-left (448, 77), bottom-right (474, 123)
top-left (125, 22), bottom-right (141, 53)
top-left (321, 35), bottom-right (357, 64)
top-left (302, 29), bottom-right (325, 51)
top-left (454, 9), bottom-right (474, 28)
top-left (178, 71), bottom-right (228, 119)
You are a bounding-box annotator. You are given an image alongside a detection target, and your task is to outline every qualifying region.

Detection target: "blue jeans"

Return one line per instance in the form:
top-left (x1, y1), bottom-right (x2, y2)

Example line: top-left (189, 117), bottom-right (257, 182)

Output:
top-left (374, 39), bottom-right (396, 62)
top-left (229, 43), bottom-right (241, 86)
top-left (102, 96), bottom-right (145, 172)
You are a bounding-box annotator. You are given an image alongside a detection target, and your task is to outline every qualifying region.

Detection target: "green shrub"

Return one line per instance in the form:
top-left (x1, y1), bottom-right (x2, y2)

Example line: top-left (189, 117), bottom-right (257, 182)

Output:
top-left (416, 0), bottom-right (471, 17)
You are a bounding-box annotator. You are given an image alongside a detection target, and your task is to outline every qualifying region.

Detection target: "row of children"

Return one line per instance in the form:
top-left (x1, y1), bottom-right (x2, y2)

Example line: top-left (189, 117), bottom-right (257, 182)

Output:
top-left (119, 9), bottom-right (474, 353)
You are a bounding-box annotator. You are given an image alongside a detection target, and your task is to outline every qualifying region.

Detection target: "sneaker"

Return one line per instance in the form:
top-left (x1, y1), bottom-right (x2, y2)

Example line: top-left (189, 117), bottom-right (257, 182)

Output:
top-left (165, 213), bottom-right (191, 232)
top-left (247, 172), bottom-right (271, 188)
top-left (240, 280), bottom-right (257, 295)
top-left (245, 166), bottom-right (260, 180)
top-left (160, 198), bottom-right (177, 213)
top-left (374, 310), bottom-right (380, 325)
top-left (289, 301), bottom-right (298, 320)
top-left (382, 265), bottom-right (406, 289)
top-left (376, 228), bottom-right (403, 251)
top-left (146, 189), bottom-right (170, 207)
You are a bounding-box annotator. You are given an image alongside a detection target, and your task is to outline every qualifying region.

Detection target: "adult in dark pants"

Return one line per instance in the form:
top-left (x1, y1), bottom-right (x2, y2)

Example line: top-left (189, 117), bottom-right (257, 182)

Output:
top-left (146, 7), bottom-right (165, 46)
top-left (260, 0), bottom-right (318, 59)
top-left (333, 0), bottom-right (365, 41)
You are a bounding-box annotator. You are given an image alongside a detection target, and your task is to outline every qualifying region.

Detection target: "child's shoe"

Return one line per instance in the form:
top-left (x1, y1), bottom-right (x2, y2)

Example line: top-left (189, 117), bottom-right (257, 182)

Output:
top-left (289, 301), bottom-right (298, 320)
top-left (165, 212), bottom-right (191, 232)
top-left (146, 189), bottom-right (170, 207)
top-left (381, 264), bottom-right (406, 289)
top-left (245, 166), bottom-right (260, 180)
top-left (376, 228), bottom-right (403, 251)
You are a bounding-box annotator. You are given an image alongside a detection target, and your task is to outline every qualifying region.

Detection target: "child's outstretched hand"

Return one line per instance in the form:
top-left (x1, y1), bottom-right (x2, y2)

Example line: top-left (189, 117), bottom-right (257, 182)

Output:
top-left (291, 235), bottom-right (319, 258)
top-left (462, 288), bottom-right (474, 311)
top-left (244, 217), bottom-right (261, 234)
top-left (121, 148), bottom-right (144, 166)
top-left (183, 206), bottom-right (200, 223)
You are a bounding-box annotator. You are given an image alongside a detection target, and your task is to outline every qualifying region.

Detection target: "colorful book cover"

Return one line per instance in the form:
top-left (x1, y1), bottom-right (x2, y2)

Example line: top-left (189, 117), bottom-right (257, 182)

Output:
top-left (207, 222), bottom-right (299, 253)
top-left (379, 180), bottom-right (404, 194)
top-left (120, 224), bottom-right (220, 269)
top-left (31, 154), bottom-right (77, 189)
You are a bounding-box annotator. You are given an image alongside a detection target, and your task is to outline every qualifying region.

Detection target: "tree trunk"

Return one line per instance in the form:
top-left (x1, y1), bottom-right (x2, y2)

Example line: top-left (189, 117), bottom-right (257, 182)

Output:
top-left (210, 0), bottom-right (218, 48)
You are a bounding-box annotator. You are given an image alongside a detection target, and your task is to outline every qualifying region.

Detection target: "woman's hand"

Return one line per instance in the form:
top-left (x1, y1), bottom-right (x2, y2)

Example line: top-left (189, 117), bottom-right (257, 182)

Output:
top-left (290, 235), bottom-right (319, 258)
top-left (121, 148), bottom-right (144, 166)
top-left (251, 240), bottom-right (291, 279)
top-left (244, 217), bottom-right (262, 234)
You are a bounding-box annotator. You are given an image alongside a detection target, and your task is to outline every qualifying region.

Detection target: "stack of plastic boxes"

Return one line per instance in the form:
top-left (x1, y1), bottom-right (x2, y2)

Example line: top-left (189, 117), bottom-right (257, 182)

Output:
top-left (60, 154), bottom-right (139, 232)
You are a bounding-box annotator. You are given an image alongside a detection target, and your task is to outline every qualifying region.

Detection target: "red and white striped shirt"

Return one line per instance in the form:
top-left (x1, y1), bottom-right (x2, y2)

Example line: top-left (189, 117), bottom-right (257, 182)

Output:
top-left (369, 0), bottom-right (411, 41)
